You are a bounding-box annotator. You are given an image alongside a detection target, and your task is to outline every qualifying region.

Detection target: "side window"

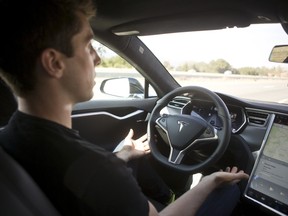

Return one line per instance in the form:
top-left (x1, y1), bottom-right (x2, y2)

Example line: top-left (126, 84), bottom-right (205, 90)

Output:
top-left (91, 40), bottom-right (156, 100)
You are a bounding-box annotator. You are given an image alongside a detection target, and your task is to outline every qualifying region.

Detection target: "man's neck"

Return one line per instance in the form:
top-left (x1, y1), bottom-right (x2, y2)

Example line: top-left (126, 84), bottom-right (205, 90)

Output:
top-left (18, 97), bottom-right (73, 128)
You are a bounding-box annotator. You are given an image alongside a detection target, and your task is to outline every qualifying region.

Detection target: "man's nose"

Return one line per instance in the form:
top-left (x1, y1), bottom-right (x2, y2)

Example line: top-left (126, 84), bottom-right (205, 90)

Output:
top-left (94, 50), bottom-right (101, 66)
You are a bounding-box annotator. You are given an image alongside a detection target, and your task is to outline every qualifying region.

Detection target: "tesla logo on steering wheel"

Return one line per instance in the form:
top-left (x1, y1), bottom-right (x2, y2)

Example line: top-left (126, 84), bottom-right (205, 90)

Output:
top-left (177, 121), bottom-right (189, 132)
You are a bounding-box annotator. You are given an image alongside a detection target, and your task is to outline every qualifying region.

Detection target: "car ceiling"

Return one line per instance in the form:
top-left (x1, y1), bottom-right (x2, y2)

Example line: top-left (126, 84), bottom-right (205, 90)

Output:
top-left (92, 0), bottom-right (288, 36)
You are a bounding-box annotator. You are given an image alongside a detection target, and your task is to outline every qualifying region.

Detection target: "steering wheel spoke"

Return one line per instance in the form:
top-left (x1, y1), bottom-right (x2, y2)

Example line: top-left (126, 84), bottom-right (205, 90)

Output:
top-left (198, 126), bottom-right (218, 139)
top-left (168, 147), bottom-right (185, 164)
top-left (156, 115), bottom-right (169, 131)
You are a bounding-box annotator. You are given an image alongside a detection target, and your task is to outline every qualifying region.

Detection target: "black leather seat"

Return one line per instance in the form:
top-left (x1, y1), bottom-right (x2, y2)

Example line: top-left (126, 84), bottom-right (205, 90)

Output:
top-left (0, 79), bottom-right (61, 215)
top-left (0, 146), bottom-right (61, 216)
top-left (0, 79), bottom-right (17, 128)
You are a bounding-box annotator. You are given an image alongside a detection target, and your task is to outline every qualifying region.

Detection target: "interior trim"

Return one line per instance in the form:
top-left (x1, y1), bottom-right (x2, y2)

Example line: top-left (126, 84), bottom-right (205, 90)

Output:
top-left (72, 110), bottom-right (144, 120)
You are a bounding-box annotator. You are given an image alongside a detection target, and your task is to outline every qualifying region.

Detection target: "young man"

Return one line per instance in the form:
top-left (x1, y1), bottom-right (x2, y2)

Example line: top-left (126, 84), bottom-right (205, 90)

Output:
top-left (0, 0), bottom-right (249, 215)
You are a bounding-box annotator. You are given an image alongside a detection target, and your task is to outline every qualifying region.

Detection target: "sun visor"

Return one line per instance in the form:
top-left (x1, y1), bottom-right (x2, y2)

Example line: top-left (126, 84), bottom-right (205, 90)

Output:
top-left (111, 11), bottom-right (251, 36)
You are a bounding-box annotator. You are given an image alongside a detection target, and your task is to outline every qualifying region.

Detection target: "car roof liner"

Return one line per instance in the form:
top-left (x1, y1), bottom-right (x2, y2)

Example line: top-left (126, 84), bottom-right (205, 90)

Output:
top-left (111, 11), bottom-right (251, 36)
top-left (93, 0), bottom-right (288, 35)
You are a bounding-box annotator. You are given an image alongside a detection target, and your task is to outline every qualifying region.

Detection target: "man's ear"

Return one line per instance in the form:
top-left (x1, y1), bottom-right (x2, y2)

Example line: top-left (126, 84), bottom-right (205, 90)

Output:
top-left (40, 48), bottom-right (65, 78)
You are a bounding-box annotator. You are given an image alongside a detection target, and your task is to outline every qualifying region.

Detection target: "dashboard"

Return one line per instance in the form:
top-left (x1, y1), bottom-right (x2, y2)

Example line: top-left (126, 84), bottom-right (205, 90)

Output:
top-left (162, 94), bottom-right (278, 152)
top-left (188, 99), bottom-right (246, 133)
top-left (165, 96), bottom-right (246, 133)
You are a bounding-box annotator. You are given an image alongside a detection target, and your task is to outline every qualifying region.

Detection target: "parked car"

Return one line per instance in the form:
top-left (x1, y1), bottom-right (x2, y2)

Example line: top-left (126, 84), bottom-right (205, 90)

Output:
top-left (1, 0), bottom-right (288, 215)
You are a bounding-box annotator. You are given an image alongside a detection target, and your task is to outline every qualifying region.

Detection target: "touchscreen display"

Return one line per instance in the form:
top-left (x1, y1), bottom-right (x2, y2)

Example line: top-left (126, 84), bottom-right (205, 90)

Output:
top-left (245, 114), bottom-right (288, 216)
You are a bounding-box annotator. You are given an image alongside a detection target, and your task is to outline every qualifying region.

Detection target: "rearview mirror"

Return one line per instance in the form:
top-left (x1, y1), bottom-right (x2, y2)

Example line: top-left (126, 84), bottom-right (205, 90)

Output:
top-left (269, 45), bottom-right (288, 63)
top-left (100, 77), bottom-right (144, 99)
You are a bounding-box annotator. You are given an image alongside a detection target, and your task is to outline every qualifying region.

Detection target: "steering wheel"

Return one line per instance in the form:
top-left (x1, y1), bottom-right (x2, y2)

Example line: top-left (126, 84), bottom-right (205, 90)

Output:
top-left (148, 86), bottom-right (231, 173)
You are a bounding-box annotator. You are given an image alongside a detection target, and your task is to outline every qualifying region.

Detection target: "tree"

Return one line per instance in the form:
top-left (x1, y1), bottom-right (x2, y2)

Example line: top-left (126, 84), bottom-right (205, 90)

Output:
top-left (209, 59), bottom-right (232, 73)
top-left (238, 67), bottom-right (259, 76)
top-left (192, 62), bottom-right (209, 72)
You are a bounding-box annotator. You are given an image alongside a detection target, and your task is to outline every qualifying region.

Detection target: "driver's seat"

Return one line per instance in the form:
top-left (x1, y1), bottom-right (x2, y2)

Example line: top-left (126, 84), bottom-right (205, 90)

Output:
top-left (0, 79), bottom-right (61, 216)
top-left (0, 78), bottom-right (17, 129)
top-left (0, 146), bottom-right (61, 216)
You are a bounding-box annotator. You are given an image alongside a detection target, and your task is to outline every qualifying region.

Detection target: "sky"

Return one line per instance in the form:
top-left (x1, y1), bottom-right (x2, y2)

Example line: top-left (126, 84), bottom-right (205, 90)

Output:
top-left (140, 24), bottom-right (288, 69)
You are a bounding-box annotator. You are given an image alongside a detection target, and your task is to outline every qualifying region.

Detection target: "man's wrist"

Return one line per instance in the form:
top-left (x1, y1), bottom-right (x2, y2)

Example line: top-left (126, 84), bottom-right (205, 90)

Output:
top-left (115, 148), bottom-right (130, 162)
top-left (198, 173), bottom-right (220, 191)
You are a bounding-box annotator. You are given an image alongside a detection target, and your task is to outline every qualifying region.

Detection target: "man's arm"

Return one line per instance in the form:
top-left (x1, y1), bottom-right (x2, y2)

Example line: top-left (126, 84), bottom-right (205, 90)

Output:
top-left (149, 167), bottom-right (249, 216)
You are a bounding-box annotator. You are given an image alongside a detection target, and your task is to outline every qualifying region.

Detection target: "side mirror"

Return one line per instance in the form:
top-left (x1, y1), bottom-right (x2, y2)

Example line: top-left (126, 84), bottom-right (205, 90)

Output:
top-left (100, 77), bottom-right (144, 99)
top-left (269, 45), bottom-right (288, 63)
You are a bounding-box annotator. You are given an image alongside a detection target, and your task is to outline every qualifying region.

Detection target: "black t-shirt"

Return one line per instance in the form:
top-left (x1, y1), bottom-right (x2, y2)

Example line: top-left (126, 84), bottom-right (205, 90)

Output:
top-left (0, 111), bottom-right (149, 216)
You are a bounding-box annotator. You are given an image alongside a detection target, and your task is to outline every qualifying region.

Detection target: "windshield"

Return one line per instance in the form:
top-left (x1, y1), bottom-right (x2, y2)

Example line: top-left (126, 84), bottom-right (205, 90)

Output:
top-left (140, 24), bottom-right (288, 104)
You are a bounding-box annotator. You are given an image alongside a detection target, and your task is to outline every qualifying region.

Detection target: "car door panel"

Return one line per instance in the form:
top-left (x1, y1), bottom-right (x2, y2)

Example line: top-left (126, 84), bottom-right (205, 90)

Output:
top-left (72, 98), bottom-right (157, 151)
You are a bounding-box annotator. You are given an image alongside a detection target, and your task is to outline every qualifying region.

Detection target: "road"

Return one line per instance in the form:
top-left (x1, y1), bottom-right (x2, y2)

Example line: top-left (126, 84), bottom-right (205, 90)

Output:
top-left (177, 77), bottom-right (288, 104)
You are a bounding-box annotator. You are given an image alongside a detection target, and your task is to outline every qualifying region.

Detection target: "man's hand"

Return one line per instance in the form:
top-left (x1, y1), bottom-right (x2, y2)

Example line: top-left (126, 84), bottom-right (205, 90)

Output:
top-left (201, 166), bottom-right (249, 188)
top-left (115, 129), bottom-right (150, 162)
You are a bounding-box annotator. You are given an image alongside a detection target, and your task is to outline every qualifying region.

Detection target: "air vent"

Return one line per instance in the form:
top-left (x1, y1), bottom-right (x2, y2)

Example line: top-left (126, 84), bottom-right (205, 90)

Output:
top-left (168, 96), bottom-right (190, 110)
top-left (246, 110), bottom-right (269, 126)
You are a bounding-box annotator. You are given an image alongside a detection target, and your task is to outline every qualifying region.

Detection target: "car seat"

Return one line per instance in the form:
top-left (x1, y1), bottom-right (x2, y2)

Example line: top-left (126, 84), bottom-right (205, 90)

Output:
top-left (0, 78), bottom-right (17, 128)
top-left (0, 79), bottom-right (61, 215)
top-left (0, 146), bottom-right (61, 216)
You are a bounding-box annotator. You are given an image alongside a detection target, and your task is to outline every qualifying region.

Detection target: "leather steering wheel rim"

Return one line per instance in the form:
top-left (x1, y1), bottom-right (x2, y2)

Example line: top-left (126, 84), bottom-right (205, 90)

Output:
top-left (148, 86), bottom-right (231, 173)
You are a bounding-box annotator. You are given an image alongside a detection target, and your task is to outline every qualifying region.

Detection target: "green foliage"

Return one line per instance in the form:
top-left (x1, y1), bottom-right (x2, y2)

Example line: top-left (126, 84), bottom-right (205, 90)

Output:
top-left (237, 66), bottom-right (286, 77)
top-left (176, 61), bottom-right (194, 71)
top-left (169, 58), bottom-right (287, 77)
top-left (101, 56), bottom-right (132, 68)
top-left (175, 59), bottom-right (232, 73)
top-left (209, 59), bottom-right (232, 73)
top-left (100, 54), bottom-right (287, 77)
top-left (238, 67), bottom-right (259, 75)
top-left (191, 62), bottom-right (209, 72)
